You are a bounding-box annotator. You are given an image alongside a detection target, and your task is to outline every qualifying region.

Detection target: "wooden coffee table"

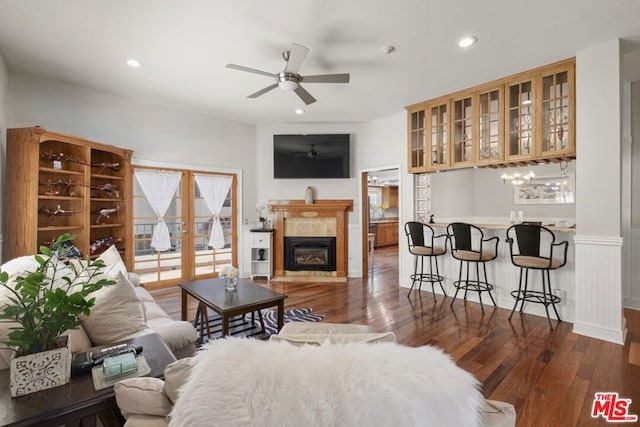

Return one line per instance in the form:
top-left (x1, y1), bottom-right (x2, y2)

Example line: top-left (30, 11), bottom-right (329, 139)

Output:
top-left (179, 278), bottom-right (287, 337)
top-left (0, 333), bottom-right (176, 427)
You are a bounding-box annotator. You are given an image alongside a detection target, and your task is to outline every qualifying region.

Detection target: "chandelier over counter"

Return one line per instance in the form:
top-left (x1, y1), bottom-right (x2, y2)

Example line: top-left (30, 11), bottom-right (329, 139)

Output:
top-left (500, 171), bottom-right (535, 186)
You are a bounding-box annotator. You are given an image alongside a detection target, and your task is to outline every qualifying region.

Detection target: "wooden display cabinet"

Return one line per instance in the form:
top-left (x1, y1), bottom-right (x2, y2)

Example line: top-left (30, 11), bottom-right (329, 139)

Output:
top-left (451, 94), bottom-right (475, 168)
top-left (407, 103), bottom-right (427, 172)
top-left (406, 58), bottom-right (575, 172)
top-left (477, 85), bottom-right (504, 165)
top-left (538, 62), bottom-right (575, 158)
top-left (406, 97), bottom-right (451, 173)
top-left (5, 127), bottom-right (133, 270)
top-left (426, 97), bottom-right (450, 171)
top-left (505, 76), bottom-right (536, 161)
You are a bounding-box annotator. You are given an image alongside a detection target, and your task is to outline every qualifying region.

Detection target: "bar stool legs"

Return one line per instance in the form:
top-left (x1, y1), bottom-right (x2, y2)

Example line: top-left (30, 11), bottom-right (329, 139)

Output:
top-left (508, 267), bottom-right (562, 330)
top-left (408, 254), bottom-right (446, 302)
top-left (450, 260), bottom-right (496, 313)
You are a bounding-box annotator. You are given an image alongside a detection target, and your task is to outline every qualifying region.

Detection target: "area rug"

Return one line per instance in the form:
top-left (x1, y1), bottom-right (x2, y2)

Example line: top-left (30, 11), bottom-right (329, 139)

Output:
top-left (193, 307), bottom-right (325, 341)
top-left (259, 307), bottom-right (325, 335)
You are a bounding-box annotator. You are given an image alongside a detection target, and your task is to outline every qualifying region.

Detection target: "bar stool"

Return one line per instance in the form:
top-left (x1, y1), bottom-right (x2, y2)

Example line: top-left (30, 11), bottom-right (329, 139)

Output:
top-left (447, 222), bottom-right (498, 313)
top-left (404, 221), bottom-right (448, 301)
top-left (505, 223), bottom-right (568, 330)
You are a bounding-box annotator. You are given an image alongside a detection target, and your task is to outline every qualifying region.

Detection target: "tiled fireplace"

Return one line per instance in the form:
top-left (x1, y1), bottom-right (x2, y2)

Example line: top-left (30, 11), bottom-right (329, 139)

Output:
top-left (269, 199), bottom-right (353, 282)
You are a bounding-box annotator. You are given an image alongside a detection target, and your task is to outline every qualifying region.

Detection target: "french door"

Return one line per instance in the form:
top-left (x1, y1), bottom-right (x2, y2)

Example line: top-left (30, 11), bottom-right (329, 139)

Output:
top-left (132, 166), bottom-right (238, 289)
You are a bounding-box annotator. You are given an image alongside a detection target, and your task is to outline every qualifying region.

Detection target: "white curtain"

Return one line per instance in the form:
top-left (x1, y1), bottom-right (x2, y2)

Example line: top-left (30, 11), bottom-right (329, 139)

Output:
top-left (135, 169), bottom-right (182, 252)
top-left (194, 174), bottom-right (233, 249)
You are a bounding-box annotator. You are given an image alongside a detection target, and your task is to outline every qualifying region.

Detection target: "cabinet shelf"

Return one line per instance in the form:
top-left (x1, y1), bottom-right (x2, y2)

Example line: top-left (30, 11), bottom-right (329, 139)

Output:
top-left (39, 167), bottom-right (85, 176)
top-left (92, 173), bottom-right (125, 180)
top-left (91, 223), bottom-right (125, 229)
top-left (38, 195), bottom-right (83, 200)
top-left (37, 225), bottom-right (83, 232)
top-left (91, 197), bottom-right (123, 202)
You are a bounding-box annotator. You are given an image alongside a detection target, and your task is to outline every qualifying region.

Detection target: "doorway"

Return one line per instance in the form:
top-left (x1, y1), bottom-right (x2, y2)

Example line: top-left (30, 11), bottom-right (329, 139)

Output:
top-left (361, 167), bottom-right (400, 278)
top-left (132, 165), bottom-right (238, 289)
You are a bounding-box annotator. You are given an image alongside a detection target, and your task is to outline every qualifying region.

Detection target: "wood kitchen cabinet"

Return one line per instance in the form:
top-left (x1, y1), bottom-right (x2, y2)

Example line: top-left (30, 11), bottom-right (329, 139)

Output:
top-left (406, 97), bottom-right (450, 173)
top-left (381, 186), bottom-right (398, 208)
top-left (406, 58), bottom-right (574, 172)
top-left (375, 222), bottom-right (399, 247)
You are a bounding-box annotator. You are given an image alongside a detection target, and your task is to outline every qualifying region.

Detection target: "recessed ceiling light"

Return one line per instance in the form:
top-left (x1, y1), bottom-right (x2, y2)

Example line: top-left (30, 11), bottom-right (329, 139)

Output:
top-left (126, 59), bottom-right (141, 68)
top-left (457, 36), bottom-right (478, 48)
top-left (295, 108), bottom-right (305, 115)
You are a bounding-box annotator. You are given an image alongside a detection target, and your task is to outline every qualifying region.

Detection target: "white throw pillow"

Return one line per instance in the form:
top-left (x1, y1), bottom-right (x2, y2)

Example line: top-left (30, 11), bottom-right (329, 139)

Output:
top-left (97, 244), bottom-right (128, 277)
top-left (80, 271), bottom-right (148, 345)
top-left (0, 255), bottom-right (40, 276)
top-left (115, 377), bottom-right (173, 417)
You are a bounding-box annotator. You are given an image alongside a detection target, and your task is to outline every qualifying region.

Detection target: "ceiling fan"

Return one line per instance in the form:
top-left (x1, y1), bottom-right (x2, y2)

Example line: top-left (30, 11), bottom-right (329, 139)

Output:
top-left (226, 43), bottom-right (350, 105)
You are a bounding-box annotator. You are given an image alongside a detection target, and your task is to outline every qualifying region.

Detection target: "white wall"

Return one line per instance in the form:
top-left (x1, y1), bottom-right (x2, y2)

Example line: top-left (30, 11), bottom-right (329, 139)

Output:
top-left (6, 72), bottom-right (257, 222)
top-left (0, 51), bottom-right (8, 262)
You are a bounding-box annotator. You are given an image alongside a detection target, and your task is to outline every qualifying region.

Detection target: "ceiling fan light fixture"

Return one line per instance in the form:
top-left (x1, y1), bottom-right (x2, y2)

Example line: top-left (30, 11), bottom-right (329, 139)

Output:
top-left (277, 72), bottom-right (300, 91)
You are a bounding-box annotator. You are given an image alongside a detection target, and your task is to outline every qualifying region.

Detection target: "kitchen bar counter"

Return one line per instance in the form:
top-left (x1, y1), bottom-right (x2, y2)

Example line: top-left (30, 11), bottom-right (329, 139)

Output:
top-left (429, 221), bottom-right (576, 234)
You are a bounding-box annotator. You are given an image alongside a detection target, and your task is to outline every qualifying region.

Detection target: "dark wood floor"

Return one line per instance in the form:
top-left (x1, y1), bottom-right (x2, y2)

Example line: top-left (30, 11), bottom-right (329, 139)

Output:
top-left (150, 245), bottom-right (640, 427)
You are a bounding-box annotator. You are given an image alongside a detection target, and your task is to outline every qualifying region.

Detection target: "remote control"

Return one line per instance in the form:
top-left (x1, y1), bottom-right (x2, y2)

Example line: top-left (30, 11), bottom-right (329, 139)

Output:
top-left (92, 344), bottom-right (143, 362)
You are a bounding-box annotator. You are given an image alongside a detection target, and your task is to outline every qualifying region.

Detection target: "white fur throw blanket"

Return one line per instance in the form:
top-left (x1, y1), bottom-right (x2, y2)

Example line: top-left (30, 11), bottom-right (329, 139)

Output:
top-left (169, 338), bottom-right (482, 427)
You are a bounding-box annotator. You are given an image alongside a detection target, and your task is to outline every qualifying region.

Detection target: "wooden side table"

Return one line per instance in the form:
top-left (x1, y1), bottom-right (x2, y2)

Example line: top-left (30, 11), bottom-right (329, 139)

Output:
top-left (0, 333), bottom-right (176, 427)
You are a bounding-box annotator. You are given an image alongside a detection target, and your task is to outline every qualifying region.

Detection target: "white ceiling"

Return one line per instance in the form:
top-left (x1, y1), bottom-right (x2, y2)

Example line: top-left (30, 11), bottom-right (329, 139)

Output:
top-left (1, 0), bottom-right (639, 125)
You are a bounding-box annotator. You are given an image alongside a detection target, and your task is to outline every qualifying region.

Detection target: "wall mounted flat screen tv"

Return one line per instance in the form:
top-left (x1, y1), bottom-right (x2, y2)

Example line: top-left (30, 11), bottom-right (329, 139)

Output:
top-left (273, 134), bottom-right (350, 179)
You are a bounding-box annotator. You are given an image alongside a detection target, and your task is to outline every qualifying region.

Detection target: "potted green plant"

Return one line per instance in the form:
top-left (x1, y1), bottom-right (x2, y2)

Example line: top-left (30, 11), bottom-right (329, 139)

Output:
top-left (0, 233), bottom-right (115, 396)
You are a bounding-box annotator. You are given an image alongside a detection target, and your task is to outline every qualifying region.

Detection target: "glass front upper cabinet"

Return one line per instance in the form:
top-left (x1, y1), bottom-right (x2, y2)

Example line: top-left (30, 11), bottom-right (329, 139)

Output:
top-left (407, 104), bottom-right (426, 173)
top-left (539, 63), bottom-right (574, 156)
top-left (451, 95), bottom-right (474, 167)
top-left (427, 98), bottom-right (450, 170)
top-left (506, 78), bottom-right (535, 160)
top-left (477, 87), bottom-right (503, 164)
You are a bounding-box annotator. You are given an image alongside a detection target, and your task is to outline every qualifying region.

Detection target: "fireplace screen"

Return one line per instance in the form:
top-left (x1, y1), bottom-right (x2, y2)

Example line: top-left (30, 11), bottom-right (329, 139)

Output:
top-left (284, 237), bottom-right (337, 271)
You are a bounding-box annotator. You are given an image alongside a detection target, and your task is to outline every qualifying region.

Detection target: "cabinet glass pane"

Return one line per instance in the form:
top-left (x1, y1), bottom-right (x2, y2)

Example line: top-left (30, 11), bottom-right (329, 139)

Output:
top-left (507, 81), bottom-right (533, 157)
top-left (430, 104), bottom-right (448, 166)
top-left (410, 110), bottom-right (426, 168)
top-left (453, 98), bottom-right (472, 163)
top-left (541, 71), bottom-right (569, 152)
top-left (479, 89), bottom-right (500, 160)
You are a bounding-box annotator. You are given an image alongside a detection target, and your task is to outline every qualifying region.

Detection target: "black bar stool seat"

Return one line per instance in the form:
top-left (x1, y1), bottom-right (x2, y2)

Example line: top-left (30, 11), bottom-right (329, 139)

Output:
top-left (447, 222), bottom-right (499, 313)
top-left (405, 221), bottom-right (448, 301)
top-left (506, 223), bottom-right (568, 330)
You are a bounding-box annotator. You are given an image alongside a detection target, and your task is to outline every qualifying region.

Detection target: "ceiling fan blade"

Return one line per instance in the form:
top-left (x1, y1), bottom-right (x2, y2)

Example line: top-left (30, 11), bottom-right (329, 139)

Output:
top-left (284, 43), bottom-right (309, 73)
top-left (226, 64), bottom-right (276, 78)
top-left (294, 85), bottom-right (317, 105)
top-left (247, 83), bottom-right (279, 98)
top-left (302, 73), bottom-right (350, 84)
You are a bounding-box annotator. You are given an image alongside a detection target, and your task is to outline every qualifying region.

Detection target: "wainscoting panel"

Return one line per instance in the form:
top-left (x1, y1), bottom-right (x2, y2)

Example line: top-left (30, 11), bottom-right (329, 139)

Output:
top-left (573, 235), bottom-right (625, 344)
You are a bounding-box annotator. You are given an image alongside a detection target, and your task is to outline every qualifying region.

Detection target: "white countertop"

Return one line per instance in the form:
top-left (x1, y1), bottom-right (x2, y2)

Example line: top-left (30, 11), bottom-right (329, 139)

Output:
top-left (428, 217), bottom-right (576, 233)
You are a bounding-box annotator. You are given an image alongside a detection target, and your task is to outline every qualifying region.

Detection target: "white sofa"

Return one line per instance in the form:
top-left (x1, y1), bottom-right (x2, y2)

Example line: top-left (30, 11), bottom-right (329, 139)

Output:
top-left (114, 323), bottom-right (516, 427)
top-left (0, 246), bottom-right (197, 369)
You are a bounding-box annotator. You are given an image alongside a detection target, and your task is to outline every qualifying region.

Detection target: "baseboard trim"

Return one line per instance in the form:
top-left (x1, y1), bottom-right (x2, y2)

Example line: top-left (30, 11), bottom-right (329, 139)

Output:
top-left (573, 320), bottom-right (625, 345)
top-left (624, 296), bottom-right (640, 310)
